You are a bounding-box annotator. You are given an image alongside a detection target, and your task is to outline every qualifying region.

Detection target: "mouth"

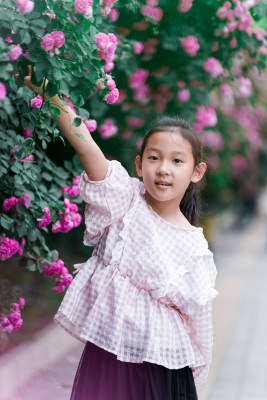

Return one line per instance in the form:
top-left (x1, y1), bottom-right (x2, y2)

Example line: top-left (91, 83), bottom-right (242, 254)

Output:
top-left (155, 181), bottom-right (171, 187)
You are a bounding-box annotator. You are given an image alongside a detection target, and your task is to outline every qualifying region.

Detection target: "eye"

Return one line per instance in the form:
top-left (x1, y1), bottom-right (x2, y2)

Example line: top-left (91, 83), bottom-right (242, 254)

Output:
top-left (173, 159), bottom-right (182, 164)
top-left (148, 156), bottom-right (158, 160)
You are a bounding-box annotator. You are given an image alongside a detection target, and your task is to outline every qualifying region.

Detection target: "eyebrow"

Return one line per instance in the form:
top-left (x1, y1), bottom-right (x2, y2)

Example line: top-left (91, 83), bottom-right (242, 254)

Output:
top-left (145, 147), bottom-right (187, 156)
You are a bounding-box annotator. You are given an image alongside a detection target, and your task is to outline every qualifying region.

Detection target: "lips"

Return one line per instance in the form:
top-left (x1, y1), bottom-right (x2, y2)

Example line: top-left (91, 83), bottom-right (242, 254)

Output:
top-left (155, 181), bottom-right (171, 186)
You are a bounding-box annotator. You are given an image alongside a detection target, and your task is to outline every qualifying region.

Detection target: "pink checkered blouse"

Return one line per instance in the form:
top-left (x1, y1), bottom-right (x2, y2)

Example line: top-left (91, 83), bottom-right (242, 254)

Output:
top-left (54, 160), bottom-right (218, 389)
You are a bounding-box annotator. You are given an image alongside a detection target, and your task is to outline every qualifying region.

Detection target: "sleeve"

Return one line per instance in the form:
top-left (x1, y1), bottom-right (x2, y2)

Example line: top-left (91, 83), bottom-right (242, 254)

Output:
top-left (149, 250), bottom-right (218, 389)
top-left (78, 159), bottom-right (135, 246)
top-left (173, 252), bottom-right (217, 389)
top-left (184, 301), bottom-right (214, 390)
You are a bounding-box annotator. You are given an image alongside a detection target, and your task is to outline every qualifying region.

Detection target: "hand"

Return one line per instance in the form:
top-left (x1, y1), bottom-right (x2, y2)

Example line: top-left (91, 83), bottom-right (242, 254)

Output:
top-left (14, 66), bottom-right (48, 95)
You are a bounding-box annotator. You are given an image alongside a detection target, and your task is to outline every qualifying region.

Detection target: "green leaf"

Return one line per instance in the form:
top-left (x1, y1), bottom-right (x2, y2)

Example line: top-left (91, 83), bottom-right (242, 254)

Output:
top-left (73, 117), bottom-right (82, 127)
top-left (27, 229), bottom-right (37, 242)
top-left (20, 30), bottom-right (31, 44)
top-left (16, 203), bottom-right (27, 214)
top-left (0, 216), bottom-right (12, 230)
top-left (73, 154), bottom-right (82, 169)
top-left (42, 172), bottom-right (52, 181)
top-left (46, 80), bottom-right (58, 98)
top-left (26, 259), bottom-right (37, 271)
top-left (78, 107), bottom-right (89, 120)
top-left (14, 174), bottom-right (24, 185)
top-left (64, 160), bottom-right (73, 171)
top-left (42, 139), bottom-right (47, 149)
top-left (17, 223), bottom-right (27, 237)
top-left (21, 118), bottom-right (34, 130)
top-left (49, 250), bottom-right (59, 262)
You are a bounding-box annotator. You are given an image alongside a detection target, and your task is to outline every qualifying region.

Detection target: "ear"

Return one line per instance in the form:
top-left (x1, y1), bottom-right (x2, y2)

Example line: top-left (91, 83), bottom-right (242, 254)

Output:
top-left (191, 162), bottom-right (207, 183)
top-left (135, 155), bottom-right (143, 177)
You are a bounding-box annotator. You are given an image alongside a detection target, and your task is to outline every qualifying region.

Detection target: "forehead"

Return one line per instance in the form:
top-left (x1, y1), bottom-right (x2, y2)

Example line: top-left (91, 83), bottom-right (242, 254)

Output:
top-left (145, 131), bottom-right (193, 154)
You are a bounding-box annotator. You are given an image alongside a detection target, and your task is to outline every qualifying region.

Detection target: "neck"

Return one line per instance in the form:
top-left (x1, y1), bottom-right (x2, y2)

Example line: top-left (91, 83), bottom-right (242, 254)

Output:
top-left (144, 191), bottom-right (190, 227)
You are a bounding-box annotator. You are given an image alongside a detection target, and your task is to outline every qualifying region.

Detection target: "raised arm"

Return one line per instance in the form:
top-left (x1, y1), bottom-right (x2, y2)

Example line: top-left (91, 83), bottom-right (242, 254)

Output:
top-left (18, 72), bottom-right (109, 181)
top-left (49, 94), bottom-right (109, 181)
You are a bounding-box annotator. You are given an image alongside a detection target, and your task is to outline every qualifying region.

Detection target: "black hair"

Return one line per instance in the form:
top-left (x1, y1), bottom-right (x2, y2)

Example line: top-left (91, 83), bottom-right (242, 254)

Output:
top-left (139, 116), bottom-right (205, 226)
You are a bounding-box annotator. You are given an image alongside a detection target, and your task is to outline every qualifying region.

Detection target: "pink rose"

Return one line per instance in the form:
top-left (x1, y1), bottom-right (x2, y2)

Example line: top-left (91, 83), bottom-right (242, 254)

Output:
top-left (74, 0), bottom-right (90, 14)
top-left (177, 89), bottom-right (191, 102)
top-left (133, 41), bottom-right (144, 55)
top-left (203, 57), bottom-right (224, 78)
top-left (14, 0), bottom-right (28, 7)
top-left (17, 0), bottom-right (34, 15)
top-left (22, 129), bottom-right (33, 137)
top-left (51, 31), bottom-right (65, 48)
top-left (180, 36), bottom-right (200, 57)
top-left (98, 119), bottom-right (118, 139)
top-left (199, 130), bottom-right (223, 151)
top-left (109, 8), bottom-right (119, 21)
top-left (103, 62), bottom-right (114, 73)
top-left (19, 297), bottom-right (25, 307)
top-left (237, 76), bottom-right (252, 97)
top-left (95, 33), bottom-right (110, 49)
top-left (106, 74), bottom-right (116, 90)
top-left (126, 116), bottom-right (145, 129)
top-left (128, 69), bottom-right (148, 88)
top-left (41, 33), bottom-right (55, 51)
top-left (0, 82), bottom-right (6, 100)
top-left (53, 284), bottom-right (66, 293)
top-left (195, 106), bottom-right (217, 130)
top-left (216, 6), bottom-right (229, 20)
top-left (85, 119), bottom-right (97, 132)
top-left (231, 155), bottom-right (247, 171)
top-left (8, 44), bottom-right (23, 61)
top-left (30, 95), bottom-right (43, 108)
top-left (104, 88), bottom-right (119, 104)
top-left (178, 0), bottom-right (193, 13)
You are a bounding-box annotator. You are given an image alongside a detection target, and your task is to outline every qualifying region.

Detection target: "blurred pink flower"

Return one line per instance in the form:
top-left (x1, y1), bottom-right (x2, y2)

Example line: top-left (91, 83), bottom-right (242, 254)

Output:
top-left (74, 0), bottom-right (90, 13)
top-left (41, 33), bottom-right (54, 51)
top-left (195, 106), bottom-right (217, 130)
top-left (0, 236), bottom-right (23, 261)
top-left (8, 44), bottom-right (23, 61)
top-left (133, 41), bottom-right (144, 55)
top-left (98, 118), bottom-right (118, 139)
top-left (37, 207), bottom-right (52, 228)
top-left (199, 130), bottom-right (224, 151)
top-left (231, 155), bottom-right (247, 171)
top-left (236, 76), bottom-right (252, 97)
top-left (85, 119), bottom-right (97, 132)
top-left (51, 31), bottom-right (65, 48)
top-left (203, 57), bottom-right (223, 78)
top-left (30, 95), bottom-right (43, 108)
top-left (126, 116), bottom-right (145, 129)
top-left (180, 36), bottom-right (200, 57)
top-left (128, 69), bottom-right (148, 89)
top-left (105, 88), bottom-right (119, 104)
top-left (109, 8), bottom-right (119, 21)
top-left (177, 0), bottom-right (193, 13)
top-left (0, 82), bottom-right (6, 100)
top-left (177, 89), bottom-right (191, 102)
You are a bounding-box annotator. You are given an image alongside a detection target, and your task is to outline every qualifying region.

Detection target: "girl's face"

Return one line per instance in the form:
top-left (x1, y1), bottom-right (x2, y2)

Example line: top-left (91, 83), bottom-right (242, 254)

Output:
top-left (135, 131), bottom-right (206, 207)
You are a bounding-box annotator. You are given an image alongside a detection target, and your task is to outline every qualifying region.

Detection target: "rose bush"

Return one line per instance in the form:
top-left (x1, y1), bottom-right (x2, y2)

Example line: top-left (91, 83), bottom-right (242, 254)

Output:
top-left (1, 0), bottom-right (267, 334)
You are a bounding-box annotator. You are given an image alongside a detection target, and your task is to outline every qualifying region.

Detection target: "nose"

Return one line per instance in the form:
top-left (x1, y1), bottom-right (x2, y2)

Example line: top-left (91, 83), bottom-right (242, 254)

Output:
top-left (156, 160), bottom-right (170, 176)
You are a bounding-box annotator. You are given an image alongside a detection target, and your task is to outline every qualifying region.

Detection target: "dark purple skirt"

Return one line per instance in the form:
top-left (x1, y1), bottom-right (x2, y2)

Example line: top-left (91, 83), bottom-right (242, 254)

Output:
top-left (70, 341), bottom-right (198, 400)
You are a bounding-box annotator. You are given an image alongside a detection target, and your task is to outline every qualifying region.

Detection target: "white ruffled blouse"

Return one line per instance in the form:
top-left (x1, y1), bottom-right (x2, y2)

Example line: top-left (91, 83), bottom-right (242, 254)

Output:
top-left (54, 159), bottom-right (218, 390)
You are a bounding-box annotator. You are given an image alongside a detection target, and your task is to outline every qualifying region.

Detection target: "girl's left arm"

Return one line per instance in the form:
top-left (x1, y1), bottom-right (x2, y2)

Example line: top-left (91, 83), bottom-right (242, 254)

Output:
top-left (186, 301), bottom-right (214, 390)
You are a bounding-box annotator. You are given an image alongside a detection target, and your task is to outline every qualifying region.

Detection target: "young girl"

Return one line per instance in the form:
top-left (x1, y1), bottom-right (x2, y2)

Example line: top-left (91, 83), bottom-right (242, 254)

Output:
top-left (20, 74), bottom-right (218, 399)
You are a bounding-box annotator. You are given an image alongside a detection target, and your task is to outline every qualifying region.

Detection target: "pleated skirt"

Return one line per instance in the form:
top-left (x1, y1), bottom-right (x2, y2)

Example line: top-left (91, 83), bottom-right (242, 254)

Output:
top-left (70, 341), bottom-right (198, 400)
